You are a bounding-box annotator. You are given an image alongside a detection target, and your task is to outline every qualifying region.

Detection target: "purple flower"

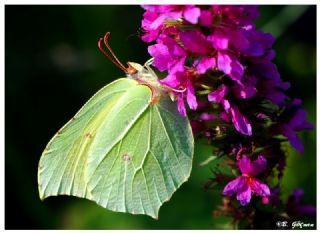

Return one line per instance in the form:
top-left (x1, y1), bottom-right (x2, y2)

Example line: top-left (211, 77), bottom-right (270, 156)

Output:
top-left (161, 70), bottom-right (198, 116)
top-left (223, 155), bottom-right (270, 205)
top-left (180, 30), bottom-right (212, 55)
top-left (228, 103), bottom-right (252, 136)
top-left (148, 34), bottom-right (186, 72)
top-left (208, 28), bottom-right (249, 51)
top-left (144, 5), bottom-right (201, 24)
top-left (244, 30), bottom-right (275, 57)
top-left (261, 79), bottom-right (290, 105)
top-left (141, 5), bottom-right (201, 42)
top-left (194, 57), bottom-right (216, 74)
top-left (253, 61), bottom-right (280, 81)
top-left (217, 52), bottom-right (244, 82)
top-left (141, 5), bottom-right (268, 121)
top-left (135, 4), bottom-right (315, 224)
top-left (208, 84), bottom-right (228, 103)
top-left (232, 75), bottom-right (257, 99)
top-left (148, 44), bottom-right (172, 71)
top-left (186, 80), bottom-right (197, 110)
top-left (274, 100), bottom-right (313, 153)
top-left (211, 5), bottom-right (259, 27)
top-left (208, 29), bottom-right (229, 50)
top-left (208, 85), bottom-right (252, 136)
top-left (141, 11), bottom-right (162, 42)
top-left (183, 5), bottom-right (201, 24)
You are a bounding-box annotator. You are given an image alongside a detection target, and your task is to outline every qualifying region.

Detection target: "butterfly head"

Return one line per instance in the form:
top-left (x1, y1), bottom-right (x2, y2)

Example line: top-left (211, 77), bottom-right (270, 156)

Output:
top-left (98, 32), bottom-right (164, 103)
top-left (98, 32), bottom-right (157, 79)
top-left (127, 62), bottom-right (144, 73)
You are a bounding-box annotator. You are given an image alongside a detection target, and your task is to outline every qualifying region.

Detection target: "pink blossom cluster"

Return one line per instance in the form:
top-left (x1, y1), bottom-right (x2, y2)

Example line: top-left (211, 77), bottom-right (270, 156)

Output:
top-left (141, 5), bottom-right (313, 208)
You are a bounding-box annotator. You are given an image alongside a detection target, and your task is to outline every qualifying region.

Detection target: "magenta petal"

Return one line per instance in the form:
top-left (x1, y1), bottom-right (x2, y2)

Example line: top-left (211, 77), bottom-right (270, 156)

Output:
top-left (208, 30), bottom-right (229, 50)
top-left (254, 30), bottom-right (275, 48)
top-left (236, 182), bottom-right (252, 206)
top-left (208, 84), bottom-right (228, 103)
top-left (244, 43), bottom-right (264, 57)
top-left (223, 177), bottom-right (243, 196)
top-left (141, 11), bottom-right (161, 42)
top-left (217, 52), bottom-right (244, 82)
top-left (141, 11), bottom-right (158, 27)
top-left (230, 59), bottom-right (244, 81)
top-left (199, 10), bottom-right (213, 27)
top-left (177, 94), bottom-right (187, 117)
top-left (142, 30), bottom-right (160, 43)
top-left (217, 52), bottom-right (232, 74)
top-left (166, 11), bottom-right (183, 21)
top-left (286, 131), bottom-right (305, 154)
top-left (233, 83), bottom-right (257, 99)
top-left (250, 155), bottom-right (267, 176)
top-left (180, 30), bottom-right (211, 55)
top-left (183, 6), bottom-right (200, 24)
top-left (168, 58), bottom-right (186, 74)
top-left (148, 44), bottom-right (170, 71)
top-left (196, 57), bottom-right (216, 74)
top-left (288, 109), bottom-right (308, 129)
top-left (186, 81), bottom-right (198, 110)
top-left (265, 90), bottom-right (288, 105)
top-left (297, 121), bottom-right (314, 131)
top-left (230, 29), bottom-right (250, 51)
top-left (171, 41), bottom-right (187, 57)
top-left (255, 62), bottom-right (280, 80)
top-left (158, 34), bottom-right (186, 57)
top-left (149, 11), bottom-right (181, 29)
top-left (278, 125), bottom-right (304, 154)
top-left (251, 179), bottom-right (270, 197)
top-left (222, 99), bottom-right (231, 113)
top-left (286, 101), bottom-right (313, 131)
top-left (230, 105), bottom-right (252, 136)
top-left (149, 15), bottom-right (165, 30)
top-left (160, 73), bottom-right (180, 88)
top-left (238, 156), bottom-right (252, 175)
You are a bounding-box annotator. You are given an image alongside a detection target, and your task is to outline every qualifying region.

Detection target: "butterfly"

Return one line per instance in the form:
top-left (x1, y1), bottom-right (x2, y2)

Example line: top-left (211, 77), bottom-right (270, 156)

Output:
top-left (38, 32), bottom-right (194, 219)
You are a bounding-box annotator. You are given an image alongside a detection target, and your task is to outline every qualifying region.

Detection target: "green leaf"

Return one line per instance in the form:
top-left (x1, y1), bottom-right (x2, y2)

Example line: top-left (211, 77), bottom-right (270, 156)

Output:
top-left (38, 78), bottom-right (194, 219)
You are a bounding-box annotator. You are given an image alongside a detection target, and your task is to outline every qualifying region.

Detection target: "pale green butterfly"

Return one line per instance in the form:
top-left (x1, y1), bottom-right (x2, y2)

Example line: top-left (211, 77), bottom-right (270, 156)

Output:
top-left (37, 32), bottom-right (194, 219)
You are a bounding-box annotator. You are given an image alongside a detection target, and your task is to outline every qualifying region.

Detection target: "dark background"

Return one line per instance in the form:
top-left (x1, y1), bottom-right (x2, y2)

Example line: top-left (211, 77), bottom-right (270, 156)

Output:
top-left (5, 5), bottom-right (316, 229)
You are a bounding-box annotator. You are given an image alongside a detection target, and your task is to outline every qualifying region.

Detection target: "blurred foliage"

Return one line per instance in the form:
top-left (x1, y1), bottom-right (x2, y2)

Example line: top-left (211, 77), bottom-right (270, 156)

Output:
top-left (5, 5), bottom-right (316, 229)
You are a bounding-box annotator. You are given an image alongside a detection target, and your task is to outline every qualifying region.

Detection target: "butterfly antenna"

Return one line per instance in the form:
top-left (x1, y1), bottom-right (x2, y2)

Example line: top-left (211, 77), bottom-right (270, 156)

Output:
top-left (97, 32), bottom-right (128, 73)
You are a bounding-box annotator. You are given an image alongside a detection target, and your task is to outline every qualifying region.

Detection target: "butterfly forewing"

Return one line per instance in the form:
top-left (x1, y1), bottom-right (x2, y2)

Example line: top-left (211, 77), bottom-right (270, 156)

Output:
top-left (38, 78), bottom-right (139, 200)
